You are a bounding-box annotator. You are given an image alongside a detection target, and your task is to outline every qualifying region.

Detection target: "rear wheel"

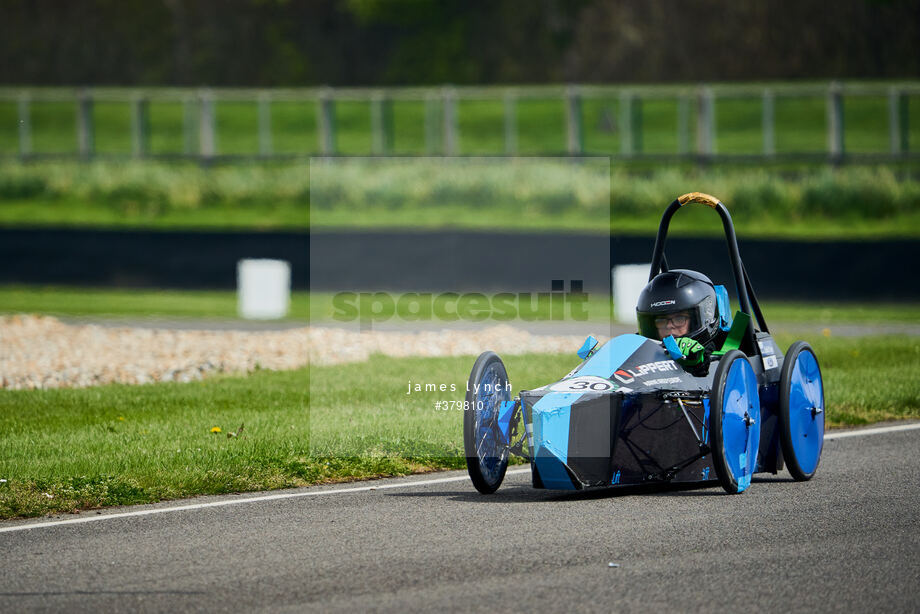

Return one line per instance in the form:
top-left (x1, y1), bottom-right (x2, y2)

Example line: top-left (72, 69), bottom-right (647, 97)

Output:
top-left (463, 351), bottom-right (512, 494)
top-left (710, 350), bottom-right (761, 494)
top-left (779, 341), bottom-right (825, 481)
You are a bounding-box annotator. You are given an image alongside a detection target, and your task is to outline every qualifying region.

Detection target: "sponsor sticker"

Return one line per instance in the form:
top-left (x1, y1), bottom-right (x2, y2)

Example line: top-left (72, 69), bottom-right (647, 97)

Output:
top-left (613, 360), bottom-right (680, 384)
top-left (643, 377), bottom-right (682, 387)
top-left (763, 355), bottom-right (778, 370)
top-left (651, 300), bottom-right (676, 307)
top-left (550, 376), bottom-right (618, 393)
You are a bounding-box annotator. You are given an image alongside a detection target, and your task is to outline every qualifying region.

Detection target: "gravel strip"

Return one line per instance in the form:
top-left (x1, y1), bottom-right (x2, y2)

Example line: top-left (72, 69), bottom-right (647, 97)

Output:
top-left (0, 315), bottom-right (594, 390)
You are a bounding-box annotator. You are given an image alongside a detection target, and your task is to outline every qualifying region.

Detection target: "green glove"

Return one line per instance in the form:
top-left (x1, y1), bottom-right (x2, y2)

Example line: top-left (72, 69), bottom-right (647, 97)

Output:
top-left (675, 337), bottom-right (705, 367)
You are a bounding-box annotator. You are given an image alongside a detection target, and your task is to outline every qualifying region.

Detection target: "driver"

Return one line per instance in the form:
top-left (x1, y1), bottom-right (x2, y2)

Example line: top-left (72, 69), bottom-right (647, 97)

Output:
top-left (635, 269), bottom-right (723, 371)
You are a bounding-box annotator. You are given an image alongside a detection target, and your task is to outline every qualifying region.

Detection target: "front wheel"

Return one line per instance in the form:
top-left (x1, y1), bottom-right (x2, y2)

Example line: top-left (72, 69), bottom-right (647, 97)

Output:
top-left (710, 350), bottom-right (761, 494)
top-left (463, 351), bottom-right (512, 494)
top-left (779, 341), bottom-right (825, 481)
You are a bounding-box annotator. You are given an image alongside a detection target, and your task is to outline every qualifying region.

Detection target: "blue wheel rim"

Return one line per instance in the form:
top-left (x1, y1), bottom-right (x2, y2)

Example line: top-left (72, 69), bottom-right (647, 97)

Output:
top-left (788, 350), bottom-right (824, 475)
top-left (474, 363), bottom-right (510, 484)
top-left (721, 358), bottom-right (761, 492)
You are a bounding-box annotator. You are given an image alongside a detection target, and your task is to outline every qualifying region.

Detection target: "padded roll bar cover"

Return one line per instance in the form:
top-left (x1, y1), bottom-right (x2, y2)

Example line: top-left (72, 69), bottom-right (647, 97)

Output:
top-left (678, 192), bottom-right (721, 208)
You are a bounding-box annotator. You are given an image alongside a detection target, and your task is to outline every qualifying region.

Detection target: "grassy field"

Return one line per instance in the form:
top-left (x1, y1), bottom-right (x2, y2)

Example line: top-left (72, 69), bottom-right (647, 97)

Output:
top-left (0, 161), bottom-right (919, 237)
top-left (1, 334), bottom-right (918, 519)
top-left (0, 285), bottom-right (310, 320)
top-left (2, 285), bottom-right (920, 325)
top-left (1, 93), bottom-right (919, 157)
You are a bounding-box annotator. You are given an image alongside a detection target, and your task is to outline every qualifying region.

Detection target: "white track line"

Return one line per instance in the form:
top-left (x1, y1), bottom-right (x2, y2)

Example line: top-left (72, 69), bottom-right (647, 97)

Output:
top-left (2, 421), bottom-right (919, 535)
top-left (0, 469), bottom-right (530, 534)
top-left (821, 422), bottom-right (920, 440)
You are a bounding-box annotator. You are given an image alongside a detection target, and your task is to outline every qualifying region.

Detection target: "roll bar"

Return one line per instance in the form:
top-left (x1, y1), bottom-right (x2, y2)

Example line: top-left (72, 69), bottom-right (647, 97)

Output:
top-left (648, 192), bottom-right (768, 355)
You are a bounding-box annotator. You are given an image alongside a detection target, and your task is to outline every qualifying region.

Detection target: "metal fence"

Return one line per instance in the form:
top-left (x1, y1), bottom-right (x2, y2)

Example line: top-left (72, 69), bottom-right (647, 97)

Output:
top-left (1, 81), bottom-right (918, 162)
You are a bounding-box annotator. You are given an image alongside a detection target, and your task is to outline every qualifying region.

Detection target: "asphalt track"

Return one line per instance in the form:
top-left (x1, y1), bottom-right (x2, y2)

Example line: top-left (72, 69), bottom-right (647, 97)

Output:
top-left (2, 423), bottom-right (918, 613)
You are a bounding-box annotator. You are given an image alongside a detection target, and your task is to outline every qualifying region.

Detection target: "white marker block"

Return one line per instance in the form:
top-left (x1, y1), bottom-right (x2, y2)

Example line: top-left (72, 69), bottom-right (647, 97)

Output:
top-left (238, 259), bottom-right (291, 320)
top-left (612, 263), bottom-right (651, 325)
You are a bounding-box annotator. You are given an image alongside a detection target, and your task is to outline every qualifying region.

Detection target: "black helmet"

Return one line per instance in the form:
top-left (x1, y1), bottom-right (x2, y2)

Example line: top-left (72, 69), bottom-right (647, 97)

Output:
top-left (636, 269), bottom-right (719, 344)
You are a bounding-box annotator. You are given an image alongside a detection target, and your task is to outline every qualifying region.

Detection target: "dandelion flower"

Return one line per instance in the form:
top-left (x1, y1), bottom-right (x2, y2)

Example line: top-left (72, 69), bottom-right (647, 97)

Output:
top-left (210, 426), bottom-right (222, 434)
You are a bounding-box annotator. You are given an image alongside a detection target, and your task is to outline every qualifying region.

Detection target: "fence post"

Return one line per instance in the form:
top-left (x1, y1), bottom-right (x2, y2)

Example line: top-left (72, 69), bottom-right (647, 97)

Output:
top-left (17, 94), bottom-right (31, 157)
top-left (199, 90), bottom-right (216, 160)
top-left (371, 91), bottom-right (392, 155)
top-left (442, 86), bottom-right (457, 155)
top-left (890, 88), bottom-right (909, 155)
top-left (424, 92), bottom-right (439, 154)
top-left (632, 94), bottom-right (643, 154)
top-left (762, 89), bottom-right (775, 156)
top-left (182, 96), bottom-right (197, 155)
top-left (620, 91), bottom-right (633, 156)
top-left (565, 85), bottom-right (583, 155)
top-left (258, 91), bottom-right (272, 157)
top-left (504, 90), bottom-right (517, 155)
top-left (317, 89), bottom-right (336, 156)
top-left (77, 89), bottom-right (94, 158)
top-left (827, 82), bottom-right (844, 162)
top-left (677, 94), bottom-right (690, 155)
top-left (371, 92), bottom-right (383, 155)
top-left (696, 87), bottom-right (715, 158)
top-left (384, 96), bottom-right (394, 153)
top-left (888, 87), bottom-right (900, 156)
top-left (131, 96), bottom-right (149, 158)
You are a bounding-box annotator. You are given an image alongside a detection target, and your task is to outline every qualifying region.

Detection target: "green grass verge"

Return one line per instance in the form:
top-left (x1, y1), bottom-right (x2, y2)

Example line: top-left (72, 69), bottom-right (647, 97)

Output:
top-left (0, 161), bottom-right (919, 237)
top-left (763, 303), bottom-right (920, 325)
top-left (0, 197), bottom-right (309, 230)
top-left (0, 285), bottom-right (311, 320)
top-left (0, 335), bottom-right (917, 519)
top-left (2, 195), bottom-right (918, 238)
top-left (2, 285), bottom-right (919, 325)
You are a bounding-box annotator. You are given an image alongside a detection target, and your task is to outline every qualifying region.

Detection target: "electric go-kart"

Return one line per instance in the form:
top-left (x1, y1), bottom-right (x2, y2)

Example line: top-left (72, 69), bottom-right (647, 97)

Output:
top-left (463, 192), bottom-right (825, 495)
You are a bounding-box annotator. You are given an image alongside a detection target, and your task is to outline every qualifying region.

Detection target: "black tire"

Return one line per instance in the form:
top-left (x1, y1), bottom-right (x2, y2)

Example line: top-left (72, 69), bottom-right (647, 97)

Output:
top-left (778, 341), bottom-right (825, 481)
top-left (463, 351), bottom-right (511, 494)
top-left (710, 350), bottom-right (761, 494)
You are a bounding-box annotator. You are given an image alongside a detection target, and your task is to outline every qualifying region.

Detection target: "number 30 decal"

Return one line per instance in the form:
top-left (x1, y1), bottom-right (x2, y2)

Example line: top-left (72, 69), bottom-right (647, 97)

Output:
top-left (550, 376), bottom-right (615, 392)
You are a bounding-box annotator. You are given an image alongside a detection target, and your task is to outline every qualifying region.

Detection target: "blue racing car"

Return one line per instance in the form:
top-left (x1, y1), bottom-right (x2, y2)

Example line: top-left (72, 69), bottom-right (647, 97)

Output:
top-left (463, 192), bottom-right (826, 495)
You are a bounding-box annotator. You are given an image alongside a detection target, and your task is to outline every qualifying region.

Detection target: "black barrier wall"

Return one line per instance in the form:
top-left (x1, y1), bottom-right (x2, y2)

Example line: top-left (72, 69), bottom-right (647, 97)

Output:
top-left (1, 229), bottom-right (310, 290)
top-left (1, 228), bottom-right (917, 301)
